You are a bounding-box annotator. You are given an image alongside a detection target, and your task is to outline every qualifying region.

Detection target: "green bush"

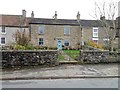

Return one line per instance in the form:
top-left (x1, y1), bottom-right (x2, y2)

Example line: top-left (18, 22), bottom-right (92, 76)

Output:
top-left (86, 41), bottom-right (104, 50)
top-left (10, 44), bottom-right (57, 50)
top-left (13, 44), bottom-right (26, 50)
top-left (48, 47), bottom-right (57, 50)
top-left (25, 45), bottom-right (35, 50)
top-left (34, 46), bottom-right (48, 50)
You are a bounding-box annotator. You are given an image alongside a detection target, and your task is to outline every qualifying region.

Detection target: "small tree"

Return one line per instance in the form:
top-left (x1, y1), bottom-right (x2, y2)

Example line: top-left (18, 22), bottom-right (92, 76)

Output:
top-left (91, 1), bottom-right (118, 51)
top-left (14, 29), bottom-right (30, 46)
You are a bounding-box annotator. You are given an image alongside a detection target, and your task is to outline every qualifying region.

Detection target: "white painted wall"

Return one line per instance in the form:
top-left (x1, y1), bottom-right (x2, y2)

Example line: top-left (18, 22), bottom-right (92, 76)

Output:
top-left (0, 26), bottom-right (29, 46)
top-left (118, 1), bottom-right (120, 16)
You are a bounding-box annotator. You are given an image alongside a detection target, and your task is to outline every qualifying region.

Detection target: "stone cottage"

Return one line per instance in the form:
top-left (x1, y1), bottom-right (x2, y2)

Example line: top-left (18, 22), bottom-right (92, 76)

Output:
top-left (30, 12), bottom-right (118, 50)
top-left (0, 10), bottom-right (118, 49)
top-left (0, 10), bottom-right (30, 47)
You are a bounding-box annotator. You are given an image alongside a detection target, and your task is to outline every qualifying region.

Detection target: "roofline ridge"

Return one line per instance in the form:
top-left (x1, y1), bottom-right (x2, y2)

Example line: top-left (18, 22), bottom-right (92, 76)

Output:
top-left (0, 14), bottom-right (22, 16)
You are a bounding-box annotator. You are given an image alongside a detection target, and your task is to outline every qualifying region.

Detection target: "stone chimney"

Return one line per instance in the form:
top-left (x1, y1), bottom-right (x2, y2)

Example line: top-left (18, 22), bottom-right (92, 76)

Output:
top-left (53, 11), bottom-right (57, 19)
top-left (31, 11), bottom-right (34, 18)
top-left (100, 15), bottom-right (105, 21)
top-left (76, 11), bottom-right (80, 21)
top-left (22, 9), bottom-right (26, 18)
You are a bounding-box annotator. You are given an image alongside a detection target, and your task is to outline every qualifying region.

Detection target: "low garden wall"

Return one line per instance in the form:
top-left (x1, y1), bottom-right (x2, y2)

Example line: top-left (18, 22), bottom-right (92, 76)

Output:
top-left (79, 50), bottom-right (120, 63)
top-left (1, 50), bottom-right (58, 68)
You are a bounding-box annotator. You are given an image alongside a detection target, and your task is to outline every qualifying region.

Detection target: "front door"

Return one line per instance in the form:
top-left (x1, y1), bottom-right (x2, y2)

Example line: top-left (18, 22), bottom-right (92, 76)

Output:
top-left (57, 39), bottom-right (62, 50)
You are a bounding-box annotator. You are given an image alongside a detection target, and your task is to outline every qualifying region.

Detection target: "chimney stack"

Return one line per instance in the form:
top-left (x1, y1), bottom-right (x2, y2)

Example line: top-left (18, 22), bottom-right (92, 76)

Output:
top-left (76, 11), bottom-right (80, 21)
top-left (22, 9), bottom-right (26, 18)
top-left (31, 11), bottom-right (34, 18)
top-left (53, 11), bottom-right (57, 19)
top-left (100, 15), bottom-right (105, 21)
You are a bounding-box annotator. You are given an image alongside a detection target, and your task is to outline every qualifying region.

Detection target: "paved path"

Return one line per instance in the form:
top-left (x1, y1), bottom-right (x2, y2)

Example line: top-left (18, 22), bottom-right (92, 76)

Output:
top-left (1, 63), bottom-right (118, 80)
top-left (59, 50), bottom-right (74, 61)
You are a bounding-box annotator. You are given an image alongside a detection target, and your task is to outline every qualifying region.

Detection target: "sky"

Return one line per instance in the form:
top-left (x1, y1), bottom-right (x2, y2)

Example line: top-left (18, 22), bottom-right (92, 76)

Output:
top-left (0, 0), bottom-right (119, 20)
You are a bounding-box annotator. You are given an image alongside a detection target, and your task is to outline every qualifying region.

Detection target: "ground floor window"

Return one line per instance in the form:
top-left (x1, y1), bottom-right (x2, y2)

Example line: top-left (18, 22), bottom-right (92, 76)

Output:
top-left (64, 40), bottom-right (69, 46)
top-left (93, 40), bottom-right (98, 43)
top-left (1, 37), bottom-right (5, 44)
top-left (92, 38), bottom-right (98, 44)
top-left (38, 38), bottom-right (44, 45)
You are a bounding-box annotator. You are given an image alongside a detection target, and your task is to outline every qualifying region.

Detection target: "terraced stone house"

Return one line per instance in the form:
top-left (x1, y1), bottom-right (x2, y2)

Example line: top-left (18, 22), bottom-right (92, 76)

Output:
top-left (0, 10), bottom-right (119, 49)
top-left (30, 12), bottom-right (118, 49)
top-left (0, 10), bottom-right (30, 47)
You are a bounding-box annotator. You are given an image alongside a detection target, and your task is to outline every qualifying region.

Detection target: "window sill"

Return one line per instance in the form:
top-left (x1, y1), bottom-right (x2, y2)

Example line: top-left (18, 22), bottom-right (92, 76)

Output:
top-left (38, 34), bottom-right (44, 35)
top-left (64, 34), bottom-right (70, 36)
top-left (38, 44), bottom-right (44, 46)
top-left (1, 44), bottom-right (6, 45)
top-left (1, 33), bottom-right (6, 35)
top-left (92, 36), bottom-right (99, 38)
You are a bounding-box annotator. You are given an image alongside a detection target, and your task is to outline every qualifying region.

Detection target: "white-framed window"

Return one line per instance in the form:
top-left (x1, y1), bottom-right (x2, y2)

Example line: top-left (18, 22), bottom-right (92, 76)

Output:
top-left (1, 26), bottom-right (6, 34)
top-left (38, 26), bottom-right (45, 34)
top-left (103, 38), bottom-right (109, 44)
top-left (64, 39), bottom-right (70, 46)
top-left (103, 38), bottom-right (109, 41)
top-left (92, 38), bottom-right (99, 44)
top-left (38, 38), bottom-right (44, 45)
top-left (64, 26), bottom-right (70, 35)
top-left (93, 27), bottom-right (98, 37)
top-left (1, 37), bottom-right (6, 45)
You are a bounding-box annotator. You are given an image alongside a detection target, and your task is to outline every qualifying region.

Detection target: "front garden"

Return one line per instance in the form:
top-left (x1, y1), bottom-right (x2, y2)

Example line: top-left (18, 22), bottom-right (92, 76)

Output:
top-left (1, 30), bottom-right (119, 70)
top-left (63, 50), bottom-right (80, 60)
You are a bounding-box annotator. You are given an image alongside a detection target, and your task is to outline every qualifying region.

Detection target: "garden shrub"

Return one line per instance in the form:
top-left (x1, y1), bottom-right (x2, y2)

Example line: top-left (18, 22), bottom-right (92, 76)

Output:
top-left (14, 29), bottom-right (30, 46)
top-left (86, 41), bottom-right (103, 50)
top-left (12, 44), bottom-right (26, 50)
top-left (25, 44), bottom-right (35, 50)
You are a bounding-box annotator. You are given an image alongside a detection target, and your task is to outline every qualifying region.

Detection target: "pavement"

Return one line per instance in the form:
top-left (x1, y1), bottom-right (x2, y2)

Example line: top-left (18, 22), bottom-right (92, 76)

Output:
top-left (0, 63), bottom-right (119, 80)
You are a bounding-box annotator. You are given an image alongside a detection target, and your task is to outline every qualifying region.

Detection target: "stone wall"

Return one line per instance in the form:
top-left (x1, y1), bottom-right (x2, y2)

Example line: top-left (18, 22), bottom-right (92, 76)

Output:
top-left (79, 50), bottom-right (120, 63)
top-left (1, 50), bottom-right (58, 68)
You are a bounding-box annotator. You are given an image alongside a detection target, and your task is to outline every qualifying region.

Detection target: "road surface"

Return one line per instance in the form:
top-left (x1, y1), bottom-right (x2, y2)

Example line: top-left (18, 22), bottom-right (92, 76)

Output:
top-left (1, 78), bottom-right (119, 88)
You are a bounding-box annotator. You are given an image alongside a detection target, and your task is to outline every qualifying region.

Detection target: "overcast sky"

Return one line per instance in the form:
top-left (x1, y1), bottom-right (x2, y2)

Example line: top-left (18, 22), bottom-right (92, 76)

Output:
top-left (0, 0), bottom-right (119, 19)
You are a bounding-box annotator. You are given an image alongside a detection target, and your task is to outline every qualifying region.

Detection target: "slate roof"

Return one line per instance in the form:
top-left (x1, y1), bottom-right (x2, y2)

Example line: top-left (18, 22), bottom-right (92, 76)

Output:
top-left (30, 18), bottom-right (113, 27)
top-left (0, 14), bottom-right (113, 27)
top-left (0, 14), bottom-right (30, 27)
top-left (30, 18), bottom-right (80, 26)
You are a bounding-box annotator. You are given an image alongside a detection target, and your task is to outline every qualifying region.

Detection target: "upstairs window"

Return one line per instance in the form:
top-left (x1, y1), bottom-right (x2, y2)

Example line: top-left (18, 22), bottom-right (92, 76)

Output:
top-left (93, 27), bottom-right (98, 37)
top-left (38, 26), bottom-right (45, 34)
top-left (38, 38), bottom-right (44, 45)
top-left (1, 26), bottom-right (6, 34)
top-left (64, 26), bottom-right (70, 35)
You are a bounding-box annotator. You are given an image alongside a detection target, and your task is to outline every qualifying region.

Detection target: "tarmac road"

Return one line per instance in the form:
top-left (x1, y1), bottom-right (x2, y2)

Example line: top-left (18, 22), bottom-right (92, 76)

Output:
top-left (1, 63), bottom-right (119, 89)
top-left (1, 78), bottom-right (119, 88)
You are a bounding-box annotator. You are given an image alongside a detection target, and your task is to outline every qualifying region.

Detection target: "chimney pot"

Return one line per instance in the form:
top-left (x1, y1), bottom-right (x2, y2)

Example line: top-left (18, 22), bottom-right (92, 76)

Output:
top-left (31, 11), bottom-right (34, 18)
top-left (22, 9), bottom-right (26, 18)
top-left (100, 15), bottom-right (105, 21)
top-left (77, 11), bottom-right (80, 20)
top-left (54, 11), bottom-right (57, 19)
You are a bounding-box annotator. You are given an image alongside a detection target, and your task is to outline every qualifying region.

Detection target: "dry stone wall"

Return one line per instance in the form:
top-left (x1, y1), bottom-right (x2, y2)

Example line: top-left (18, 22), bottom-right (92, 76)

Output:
top-left (79, 50), bottom-right (120, 63)
top-left (1, 50), bottom-right (58, 68)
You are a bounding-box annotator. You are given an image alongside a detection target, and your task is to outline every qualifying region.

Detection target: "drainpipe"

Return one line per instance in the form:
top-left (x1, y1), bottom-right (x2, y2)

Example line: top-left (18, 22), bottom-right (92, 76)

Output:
top-left (76, 11), bottom-right (83, 50)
